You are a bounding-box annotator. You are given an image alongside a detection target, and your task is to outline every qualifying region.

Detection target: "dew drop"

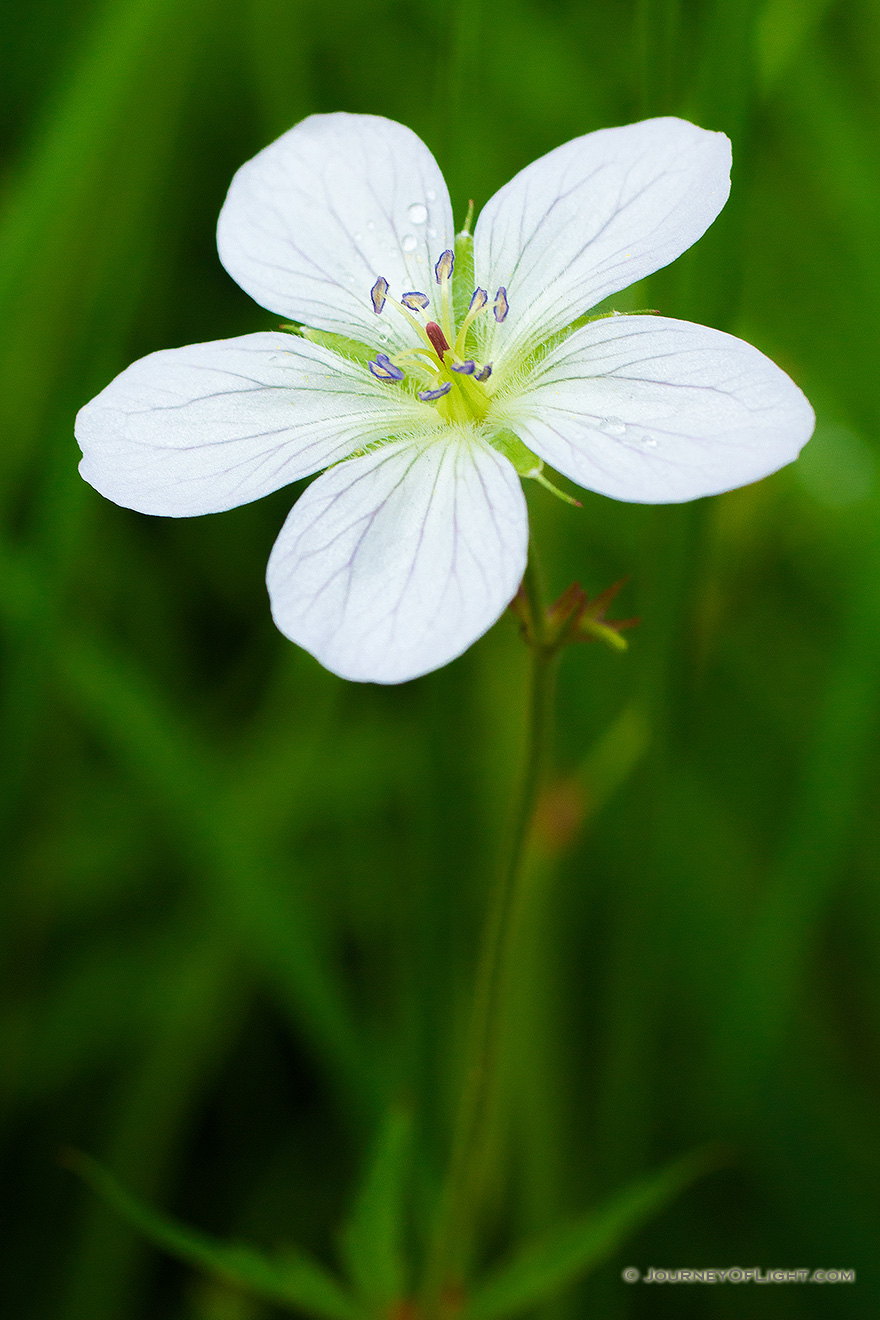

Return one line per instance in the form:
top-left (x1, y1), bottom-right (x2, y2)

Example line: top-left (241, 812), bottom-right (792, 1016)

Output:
top-left (401, 233), bottom-right (418, 252)
top-left (598, 416), bottom-right (626, 436)
top-left (641, 435), bottom-right (658, 449)
top-left (408, 203), bottom-right (428, 225)
top-left (427, 225), bottom-right (438, 239)
top-left (367, 220), bottom-right (376, 230)
top-left (353, 232), bottom-right (363, 242)
top-left (426, 189), bottom-right (437, 201)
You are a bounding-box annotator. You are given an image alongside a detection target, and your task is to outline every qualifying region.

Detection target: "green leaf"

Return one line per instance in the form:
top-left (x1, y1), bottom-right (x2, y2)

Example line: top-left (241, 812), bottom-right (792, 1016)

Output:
top-left (66, 1152), bottom-right (364, 1320)
top-left (338, 1109), bottom-right (413, 1308)
top-left (461, 1150), bottom-right (716, 1320)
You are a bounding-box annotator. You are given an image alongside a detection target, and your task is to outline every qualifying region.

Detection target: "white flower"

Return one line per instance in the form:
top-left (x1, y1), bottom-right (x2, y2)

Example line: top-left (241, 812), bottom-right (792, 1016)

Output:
top-left (75, 113), bottom-right (814, 684)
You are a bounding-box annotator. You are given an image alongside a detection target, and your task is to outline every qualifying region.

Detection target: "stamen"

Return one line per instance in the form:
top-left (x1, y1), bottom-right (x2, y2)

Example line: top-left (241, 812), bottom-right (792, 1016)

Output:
top-left (474, 365), bottom-right (492, 382)
top-left (401, 291), bottom-right (430, 311)
top-left (369, 353), bottom-right (405, 382)
top-left (451, 360), bottom-right (475, 374)
top-left (493, 287), bottom-right (509, 322)
top-left (371, 277), bottom-right (389, 314)
top-left (418, 382), bottom-right (452, 402)
top-left (454, 287), bottom-right (489, 357)
top-left (393, 348), bottom-right (438, 365)
top-left (425, 321), bottom-right (450, 360)
top-left (381, 292), bottom-right (434, 344)
top-left (435, 250), bottom-right (454, 283)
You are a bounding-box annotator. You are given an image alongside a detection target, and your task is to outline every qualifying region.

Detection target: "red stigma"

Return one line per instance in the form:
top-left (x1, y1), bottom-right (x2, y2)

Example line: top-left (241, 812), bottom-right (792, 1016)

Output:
top-left (425, 321), bottom-right (450, 359)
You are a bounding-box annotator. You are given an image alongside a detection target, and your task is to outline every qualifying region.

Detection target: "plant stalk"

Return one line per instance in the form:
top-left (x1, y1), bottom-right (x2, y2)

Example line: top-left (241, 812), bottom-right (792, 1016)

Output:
top-left (422, 555), bottom-right (557, 1315)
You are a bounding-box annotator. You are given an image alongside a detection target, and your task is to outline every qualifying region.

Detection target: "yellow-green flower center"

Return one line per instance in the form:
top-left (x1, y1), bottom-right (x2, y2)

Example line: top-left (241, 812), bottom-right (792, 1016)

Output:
top-left (368, 248), bottom-right (508, 426)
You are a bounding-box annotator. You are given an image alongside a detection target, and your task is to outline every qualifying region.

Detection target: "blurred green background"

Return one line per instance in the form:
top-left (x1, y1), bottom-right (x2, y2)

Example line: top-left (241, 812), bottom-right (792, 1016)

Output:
top-left (1, 0), bottom-right (878, 1315)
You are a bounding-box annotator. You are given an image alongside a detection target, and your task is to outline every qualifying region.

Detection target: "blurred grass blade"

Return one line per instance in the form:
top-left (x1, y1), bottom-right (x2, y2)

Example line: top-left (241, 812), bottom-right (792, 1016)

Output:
top-left (339, 1108), bottom-right (412, 1307)
top-left (0, 542), bottom-right (380, 1118)
top-left (0, 0), bottom-right (212, 499)
top-left (461, 1150), bottom-right (714, 1320)
top-left (66, 1153), bottom-right (365, 1320)
top-left (713, 527), bottom-right (880, 1117)
top-left (755, 0), bottom-right (834, 89)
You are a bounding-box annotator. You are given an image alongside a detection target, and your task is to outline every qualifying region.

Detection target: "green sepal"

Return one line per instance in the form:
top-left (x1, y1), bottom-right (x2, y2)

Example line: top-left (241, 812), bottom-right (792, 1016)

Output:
top-left (491, 432), bottom-right (584, 507)
top-left (461, 1149), bottom-right (717, 1320)
top-left (531, 470), bottom-right (583, 507)
top-left (338, 1108), bottom-right (413, 1308)
top-left (564, 307), bottom-right (659, 336)
top-left (520, 308), bottom-right (662, 373)
top-left (65, 1151), bottom-right (364, 1320)
top-left (452, 225), bottom-right (476, 329)
top-left (490, 430), bottom-right (543, 478)
top-left (296, 326), bottom-right (377, 365)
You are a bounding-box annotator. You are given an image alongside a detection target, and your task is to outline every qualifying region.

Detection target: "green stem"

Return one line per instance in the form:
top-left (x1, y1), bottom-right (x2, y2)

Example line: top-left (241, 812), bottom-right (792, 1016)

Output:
top-left (423, 555), bottom-right (557, 1315)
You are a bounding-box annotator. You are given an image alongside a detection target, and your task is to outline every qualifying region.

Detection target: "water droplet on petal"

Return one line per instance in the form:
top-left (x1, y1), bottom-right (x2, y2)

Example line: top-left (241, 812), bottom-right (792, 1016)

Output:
top-left (353, 232), bottom-right (363, 242)
top-left (401, 233), bottom-right (418, 252)
top-left (426, 189), bottom-right (437, 202)
top-left (408, 203), bottom-right (428, 225)
top-left (598, 417), bottom-right (626, 436)
top-left (367, 220), bottom-right (376, 230)
top-left (642, 435), bottom-right (658, 449)
top-left (427, 225), bottom-right (438, 239)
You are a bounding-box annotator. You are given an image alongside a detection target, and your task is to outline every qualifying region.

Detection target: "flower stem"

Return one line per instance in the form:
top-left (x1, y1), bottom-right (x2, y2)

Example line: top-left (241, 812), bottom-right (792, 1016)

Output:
top-left (422, 553), bottom-right (557, 1315)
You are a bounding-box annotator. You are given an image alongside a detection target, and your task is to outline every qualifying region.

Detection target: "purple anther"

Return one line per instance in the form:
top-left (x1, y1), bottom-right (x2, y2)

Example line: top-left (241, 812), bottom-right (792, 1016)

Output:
top-left (475, 364), bottom-right (492, 382)
top-left (493, 287), bottom-right (509, 322)
top-left (434, 250), bottom-right (454, 283)
top-left (371, 277), bottom-right (389, 314)
top-left (368, 353), bottom-right (404, 382)
top-left (469, 288), bottom-right (488, 312)
top-left (425, 321), bottom-right (451, 359)
top-left (418, 382), bottom-right (452, 402)
top-left (451, 360), bottom-right (475, 374)
top-left (401, 291), bottom-right (430, 311)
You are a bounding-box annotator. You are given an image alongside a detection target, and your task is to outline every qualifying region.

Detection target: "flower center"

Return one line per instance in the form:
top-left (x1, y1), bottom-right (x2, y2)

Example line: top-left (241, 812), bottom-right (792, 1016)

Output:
top-left (367, 250), bottom-right (507, 425)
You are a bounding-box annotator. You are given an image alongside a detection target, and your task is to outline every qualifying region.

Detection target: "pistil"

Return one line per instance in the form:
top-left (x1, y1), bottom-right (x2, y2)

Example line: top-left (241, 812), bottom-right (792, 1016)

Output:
top-left (425, 322), bottom-right (450, 360)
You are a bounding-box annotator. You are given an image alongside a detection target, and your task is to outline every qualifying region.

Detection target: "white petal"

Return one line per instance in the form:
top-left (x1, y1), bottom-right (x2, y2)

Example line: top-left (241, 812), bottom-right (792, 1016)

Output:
top-left (76, 333), bottom-right (430, 516)
top-left (498, 316), bottom-right (815, 503)
top-left (266, 432), bottom-right (528, 684)
top-left (474, 118), bottom-right (731, 361)
top-left (217, 113), bottom-right (454, 348)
